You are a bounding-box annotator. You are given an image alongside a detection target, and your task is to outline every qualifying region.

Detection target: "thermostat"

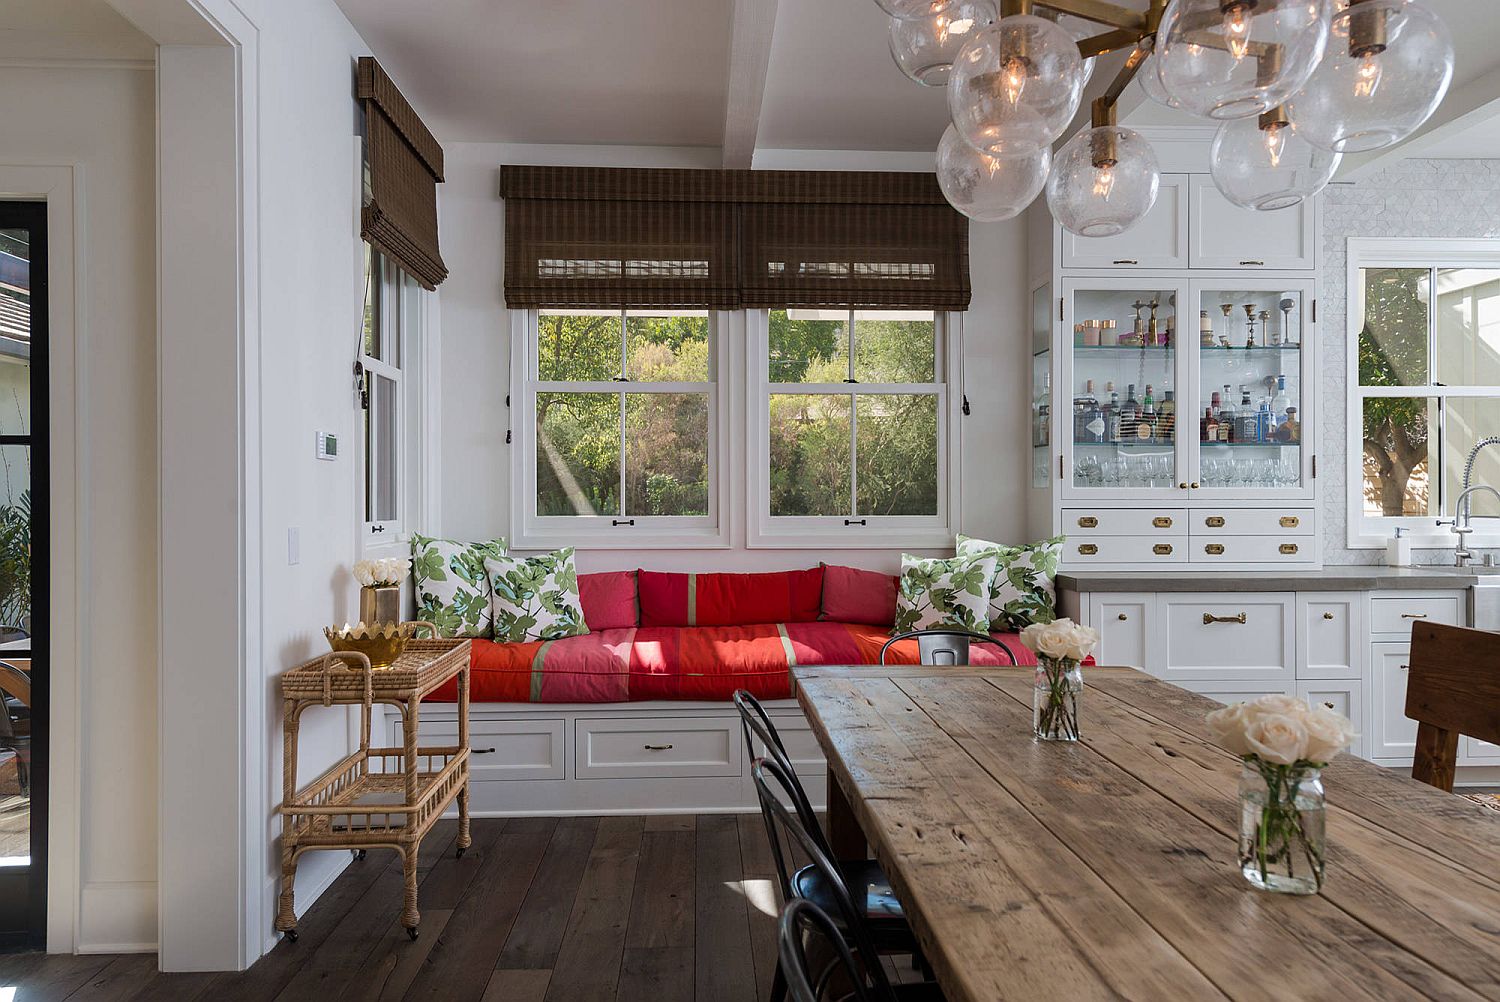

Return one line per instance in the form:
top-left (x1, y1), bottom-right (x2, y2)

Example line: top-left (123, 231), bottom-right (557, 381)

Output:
top-left (316, 431), bottom-right (339, 461)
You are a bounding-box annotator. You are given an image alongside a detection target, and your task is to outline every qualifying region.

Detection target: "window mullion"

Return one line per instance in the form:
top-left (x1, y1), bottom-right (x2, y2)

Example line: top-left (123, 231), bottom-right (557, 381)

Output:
top-left (618, 391), bottom-right (627, 518)
top-left (849, 390), bottom-right (859, 518)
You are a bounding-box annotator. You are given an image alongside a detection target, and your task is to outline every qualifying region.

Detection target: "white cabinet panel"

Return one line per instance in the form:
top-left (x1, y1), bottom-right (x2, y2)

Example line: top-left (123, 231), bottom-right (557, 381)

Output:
top-left (1181, 679), bottom-right (1295, 704)
top-left (1064, 508), bottom-right (1187, 537)
top-left (1066, 536), bottom-right (1187, 565)
top-left (1463, 737), bottom-right (1500, 764)
top-left (1191, 508), bottom-right (1315, 536)
top-left (1297, 680), bottom-right (1364, 759)
top-left (1296, 593), bottom-right (1361, 680)
top-left (1161, 593), bottom-right (1295, 683)
top-left (1188, 176), bottom-right (1315, 269)
top-left (1061, 174), bottom-right (1189, 269)
top-left (576, 716), bottom-right (743, 780)
top-left (1369, 642), bottom-right (1417, 762)
top-left (1088, 593), bottom-right (1155, 673)
top-left (1369, 593), bottom-right (1465, 634)
top-left (412, 716), bottom-right (566, 782)
top-left (750, 713), bottom-right (826, 778)
top-left (1189, 535), bottom-right (1315, 564)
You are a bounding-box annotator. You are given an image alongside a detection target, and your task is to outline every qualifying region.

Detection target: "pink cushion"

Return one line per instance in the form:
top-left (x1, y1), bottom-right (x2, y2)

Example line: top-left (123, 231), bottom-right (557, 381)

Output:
top-left (578, 571), bottom-right (638, 631)
top-left (819, 564), bottom-right (898, 626)
top-left (638, 568), bottom-right (825, 627)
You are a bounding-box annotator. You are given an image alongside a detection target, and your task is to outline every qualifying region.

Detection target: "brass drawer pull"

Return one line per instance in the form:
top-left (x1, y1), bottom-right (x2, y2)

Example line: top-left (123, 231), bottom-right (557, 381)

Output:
top-left (643, 743), bottom-right (675, 751)
top-left (1205, 516), bottom-right (1225, 528)
top-left (1323, 612), bottom-right (1334, 620)
top-left (1279, 515), bottom-right (1300, 528)
top-left (1152, 516), bottom-right (1173, 528)
top-left (1077, 516), bottom-right (1099, 528)
top-left (1279, 543), bottom-right (1299, 555)
top-left (1203, 612), bottom-right (1247, 625)
top-left (1078, 543), bottom-right (1099, 555)
top-left (1204, 543), bottom-right (1225, 555)
top-left (1118, 613), bottom-right (1128, 621)
top-left (1322, 701), bottom-right (1336, 710)
top-left (1401, 612), bottom-right (1427, 619)
top-left (1152, 543), bottom-right (1174, 555)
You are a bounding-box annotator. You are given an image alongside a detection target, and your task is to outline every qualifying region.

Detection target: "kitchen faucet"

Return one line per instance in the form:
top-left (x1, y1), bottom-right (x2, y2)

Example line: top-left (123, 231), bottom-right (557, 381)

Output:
top-left (1439, 484), bottom-right (1500, 567)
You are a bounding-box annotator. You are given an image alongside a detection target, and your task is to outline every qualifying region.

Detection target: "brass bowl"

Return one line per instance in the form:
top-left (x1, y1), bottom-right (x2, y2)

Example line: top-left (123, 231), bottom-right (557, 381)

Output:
top-left (324, 621), bottom-right (422, 669)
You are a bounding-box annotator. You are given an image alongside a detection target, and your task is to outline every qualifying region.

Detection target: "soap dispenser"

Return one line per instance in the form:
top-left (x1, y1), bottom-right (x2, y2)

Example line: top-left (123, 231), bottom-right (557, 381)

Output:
top-left (1386, 526), bottom-right (1412, 567)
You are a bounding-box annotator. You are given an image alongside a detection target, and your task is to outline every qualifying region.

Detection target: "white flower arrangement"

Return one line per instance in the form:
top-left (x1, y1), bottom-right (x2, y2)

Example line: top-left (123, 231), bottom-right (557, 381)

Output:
top-left (1018, 618), bottom-right (1099, 662)
top-left (1019, 618), bottom-right (1098, 742)
top-left (353, 557), bottom-right (410, 588)
top-left (1206, 694), bottom-right (1356, 767)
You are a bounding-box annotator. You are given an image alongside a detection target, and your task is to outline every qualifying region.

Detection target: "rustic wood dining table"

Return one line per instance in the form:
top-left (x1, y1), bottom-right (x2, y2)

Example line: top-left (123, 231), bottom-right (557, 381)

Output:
top-left (792, 664), bottom-right (1500, 1002)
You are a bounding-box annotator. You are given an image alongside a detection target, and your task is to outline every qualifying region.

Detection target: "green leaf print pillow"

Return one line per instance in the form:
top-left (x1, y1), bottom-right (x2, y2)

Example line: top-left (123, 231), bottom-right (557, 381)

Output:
top-left (410, 534), bottom-right (508, 638)
top-left (893, 553), bottom-right (1000, 636)
top-left (954, 533), bottom-right (1064, 631)
top-left (482, 548), bottom-right (588, 642)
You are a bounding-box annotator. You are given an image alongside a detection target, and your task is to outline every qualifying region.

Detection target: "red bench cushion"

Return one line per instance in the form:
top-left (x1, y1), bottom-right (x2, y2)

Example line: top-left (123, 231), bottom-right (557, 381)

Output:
top-left (578, 570), bottom-right (638, 631)
top-left (819, 564), bottom-right (898, 626)
top-left (638, 568), bottom-right (824, 627)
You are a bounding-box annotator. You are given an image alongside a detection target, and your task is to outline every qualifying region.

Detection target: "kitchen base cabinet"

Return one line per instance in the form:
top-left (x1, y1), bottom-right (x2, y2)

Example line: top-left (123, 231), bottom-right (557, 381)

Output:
top-left (1368, 642), bottom-right (1416, 764)
top-left (1296, 680), bottom-right (1365, 759)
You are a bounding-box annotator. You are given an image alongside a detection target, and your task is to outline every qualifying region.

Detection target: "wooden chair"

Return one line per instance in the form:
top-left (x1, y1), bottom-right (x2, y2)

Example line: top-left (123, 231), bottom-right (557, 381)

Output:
top-left (1405, 621), bottom-right (1500, 802)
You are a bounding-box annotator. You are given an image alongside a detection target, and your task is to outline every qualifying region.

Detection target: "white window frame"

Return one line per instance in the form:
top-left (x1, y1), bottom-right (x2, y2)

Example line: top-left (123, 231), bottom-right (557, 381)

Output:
top-left (1346, 237), bottom-right (1500, 550)
top-left (510, 308), bottom-right (731, 549)
top-left (747, 308), bottom-right (962, 549)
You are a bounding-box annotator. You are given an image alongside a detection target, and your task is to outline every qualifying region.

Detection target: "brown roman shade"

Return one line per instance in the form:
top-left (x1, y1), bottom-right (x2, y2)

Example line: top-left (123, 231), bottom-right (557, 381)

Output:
top-left (357, 57), bottom-right (447, 290)
top-left (498, 165), bottom-right (969, 310)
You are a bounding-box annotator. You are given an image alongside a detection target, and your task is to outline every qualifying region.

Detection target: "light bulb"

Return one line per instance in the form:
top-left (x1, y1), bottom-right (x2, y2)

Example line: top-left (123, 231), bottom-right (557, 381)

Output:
top-left (1001, 55), bottom-right (1029, 105)
top-left (1263, 122), bottom-right (1287, 167)
top-left (1224, 4), bottom-right (1252, 61)
top-left (1354, 50), bottom-right (1382, 98)
top-left (1092, 164), bottom-right (1116, 200)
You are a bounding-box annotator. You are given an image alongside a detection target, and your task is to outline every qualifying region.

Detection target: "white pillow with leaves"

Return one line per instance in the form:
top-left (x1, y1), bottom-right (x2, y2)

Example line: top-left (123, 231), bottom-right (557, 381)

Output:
top-left (483, 548), bottom-right (588, 642)
top-left (955, 533), bottom-right (1063, 631)
top-left (411, 534), bottom-right (508, 638)
top-left (893, 553), bottom-right (1000, 636)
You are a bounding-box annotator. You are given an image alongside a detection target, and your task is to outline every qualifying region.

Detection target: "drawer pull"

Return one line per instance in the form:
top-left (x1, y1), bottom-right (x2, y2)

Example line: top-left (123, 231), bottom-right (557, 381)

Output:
top-left (1152, 516), bottom-right (1173, 528)
top-left (473, 747), bottom-right (497, 754)
top-left (1152, 543), bottom-right (1174, 555)
top-left (1205, 516), bottom-right (1226, 528)
top-left (1203, 612), bottom-right (1247, 625)
top-left (1077, 516), bottom-right (1099, 528)
top-left (1401, 612), bottom-right (1427, 619)
top-left (1239, 260), bottom-right (1265, 266)
top-left (1323, 612), bottom-right (1334, 620)
top-left (1113, 259), bottom-right (1138, 265)
top-left (1279, 515), bottom-right (1300, 528)
top-left (1399, 664), bottom-right (1409, 672)
top-left (1118, 613), bottom-right (1128, 621)
top-left (1204, 543), bottom-right (1225, 555)
top-left (1279, 543), bottom-right (1299, 555)
top-left (1078, 543), bottom-right (1099, 555)
top-left (1322, 701), bottom-right (1336, 710)
top-left (643, 743), bottom-right (675, 751)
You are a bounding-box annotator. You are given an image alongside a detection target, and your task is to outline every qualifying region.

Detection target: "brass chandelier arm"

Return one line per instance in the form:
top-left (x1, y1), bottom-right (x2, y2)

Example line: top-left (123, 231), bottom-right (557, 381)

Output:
top-left (1077, 28), bottom-right (1145, 60)
top-left (1033, 0), bottom-right (1149, 32)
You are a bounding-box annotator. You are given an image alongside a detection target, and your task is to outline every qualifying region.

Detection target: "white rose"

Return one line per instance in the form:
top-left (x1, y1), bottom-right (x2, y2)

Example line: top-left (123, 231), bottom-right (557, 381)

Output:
top-left (352, 560), bottom-right (376, 588)
top-left (1302, 706), bottom-right (1356, 764)
top-left (1247, 693), bottom-right (1308, 721)
top-left (1021, 622), bottom-right (1071, 659)
top-left (1205, 702), bottom-right (1255, 757)
top-left (1244, 713), bottom-right (1309, 766)
top-left (1062, 622), bottom-right (1098, 661)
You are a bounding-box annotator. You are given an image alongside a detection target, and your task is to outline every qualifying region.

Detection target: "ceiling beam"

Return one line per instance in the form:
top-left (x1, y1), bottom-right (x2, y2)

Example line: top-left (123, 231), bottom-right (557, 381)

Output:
top-left (722, 0), bottom-right (782, 168)
top-left (1335, 62), bottom-right (1500, 182)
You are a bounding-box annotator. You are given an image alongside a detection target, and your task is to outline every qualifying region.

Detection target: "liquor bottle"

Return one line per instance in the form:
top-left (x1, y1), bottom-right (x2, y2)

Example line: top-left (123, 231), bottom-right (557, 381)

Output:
top-left (1276, 406), bottom-right (1300, 443)
top-left (1121, 384), bottom-right (1140, 441)
top-left (1072, 382), bottom-right (1087, 443)
top-left (1199, 309), bottom-right (1213, 347)
top-left (1235, 386), bottom-right (1258, 444)
top-left (1256, 400), bottom-right (1272, 444)
top-left (1210, 390), bottom-right (1222, 419)
top-left (1140, 384), bottom-right (1157, 441)
top-left (1038, 402), bottom-right (1050, 446)
top-left (1271, 374), bottom-right (1290, 422)
top-left (1105, 382), bottom-right (1121, 443)
top-left (1160, 390), bottom-right (1176, 442)
top-left (1083, 380), bottom-right (1106, 443)
top-left (1219, 385), bottom-right (1237, 443)
top-left (1203, 407), bottom-right (1219, 444)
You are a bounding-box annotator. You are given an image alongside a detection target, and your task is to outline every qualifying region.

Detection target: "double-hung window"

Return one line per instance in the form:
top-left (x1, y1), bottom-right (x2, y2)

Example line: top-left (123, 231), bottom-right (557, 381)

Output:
top-left (360, 245), bottom-right (424, 547)
top-left (1349, 239), bottom-right (1500, 548)
top-left (514, 308), bottom-right (727, 547)
top-left (750, 308), bottom-right (960, 547)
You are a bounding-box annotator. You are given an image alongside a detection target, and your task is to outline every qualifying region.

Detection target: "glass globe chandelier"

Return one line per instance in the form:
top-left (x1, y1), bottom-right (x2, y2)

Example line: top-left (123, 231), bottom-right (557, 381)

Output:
top-left (889, 0), bottom-right (998, 87)
top-left (1136, 51), bottom-right (1182, 109)
top-left (1209, 109), bottom-right (1342, 210)
top-left (875, 0), bottom-right (954, 20)
top-left (1046, 103), bottom-right (1161, 236)
top-left (1286, 0), bottom-right (1454, 154)
top-left (1157, 0), bottom-right (1333, 119)
top-left (937, 123), bottom-right (1051, 221)
top-left (948, 14), bottom-right (1084, 159)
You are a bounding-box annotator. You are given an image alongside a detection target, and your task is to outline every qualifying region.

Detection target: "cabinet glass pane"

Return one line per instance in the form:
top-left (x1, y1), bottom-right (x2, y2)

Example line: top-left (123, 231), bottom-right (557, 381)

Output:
top-left (1032, 285), bottom-right (1050, 488)
top-left (1070, 287), bottom-right (1177, 490)
top-left (1197, 288), bottom-right (1305, 490)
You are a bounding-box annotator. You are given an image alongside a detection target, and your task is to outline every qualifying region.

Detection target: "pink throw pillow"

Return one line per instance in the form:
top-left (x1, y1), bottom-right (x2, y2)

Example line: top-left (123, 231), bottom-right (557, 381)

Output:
top-left (820, 564), bottom-right (898, 626)
top-left (578, 571), bottom-right (638, 631)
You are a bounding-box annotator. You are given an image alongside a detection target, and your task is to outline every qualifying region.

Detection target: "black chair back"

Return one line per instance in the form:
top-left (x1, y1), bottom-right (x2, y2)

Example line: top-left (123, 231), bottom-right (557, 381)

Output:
top-left (879, 629), bottom-right (1017, 667)
top-left (779, 898), bottom-right (882, 1002)
top-left (734, 689), bottom-right (795, 773)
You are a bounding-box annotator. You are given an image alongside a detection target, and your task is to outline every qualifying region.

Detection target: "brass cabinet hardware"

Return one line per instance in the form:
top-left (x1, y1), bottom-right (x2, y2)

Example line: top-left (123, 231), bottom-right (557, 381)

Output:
top-left (1152, 543), bottom-right (1173, 555)
top-left (643, 743), bottom-right (675, 751)
top-left (1113, 259), bottom-right (1138, 265)
top-left (1279, 515), bottom-right (1300, 528)
top-left (1178, 481), bottom-right (1188, 489)
top-left (1401, 612), bottom-right (1428, 619)
top-left (1203, 612), bottom-right (1247, 625)
top-left (1322, 612), bottom-right (1335, 620)
top-left (1152, 516), bottom-right (1173, 528)
top-left (1117, 613), bottom-right (1128, 621)
top-left (1322, 701), bottom-right (1335, 710)
top-left (1078, 543), bottom-right (1099, 555)
top-left (1239, 260), bottom-right (1265, 266)
top-left (1204, 543), bottom-right (1225, 555)
top-left (1279, 543), bottom-right (1299, 555)
top-left (1190, 482), bottom-right (1200, 489)
top-left (1077, 516), bottom-right (1099, 528)
top-left (1205, 515), bottom-right (1226, 528)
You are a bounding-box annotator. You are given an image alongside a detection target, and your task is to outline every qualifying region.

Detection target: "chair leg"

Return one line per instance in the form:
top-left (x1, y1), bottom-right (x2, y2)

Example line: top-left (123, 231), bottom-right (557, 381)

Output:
top-left (770, 957), bottom-right (787, 1002)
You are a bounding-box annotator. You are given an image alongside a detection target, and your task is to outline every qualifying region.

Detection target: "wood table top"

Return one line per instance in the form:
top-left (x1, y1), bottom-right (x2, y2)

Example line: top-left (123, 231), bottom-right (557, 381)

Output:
top-left (792, 665), bottom-right (1500, 1002)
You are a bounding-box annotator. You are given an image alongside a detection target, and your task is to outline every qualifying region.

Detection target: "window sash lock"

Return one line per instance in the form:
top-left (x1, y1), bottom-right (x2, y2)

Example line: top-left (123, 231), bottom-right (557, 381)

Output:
top-left (612, 518), bottom-right (635, 527)
top-left (844, 518), bottom-right (867, 526)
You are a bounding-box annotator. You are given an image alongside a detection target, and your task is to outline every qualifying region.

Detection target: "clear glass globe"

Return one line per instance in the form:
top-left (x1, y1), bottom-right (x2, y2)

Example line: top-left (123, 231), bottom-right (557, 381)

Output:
top-left (936, 123), bottom-right (1050, 221)
top-left (1286, 0), bottom-right (1454, 153)
top-left (875, 0), bottom-right (953, 20)
top-left (889, 0), bottom-right (997, 87)
top-left (1050, 12), bottom-right (1097, 88)
top-left (1136, 52), bottom-right (1182, 109)
top-left (1209, 116), bottom-right (1342, 210)
top-left (948, 14), bottom-right (1084, 158)
top-left (1046, 125), bottom-right (1160, 237)
top-left (1158, 0), bottom-right (1333, 120)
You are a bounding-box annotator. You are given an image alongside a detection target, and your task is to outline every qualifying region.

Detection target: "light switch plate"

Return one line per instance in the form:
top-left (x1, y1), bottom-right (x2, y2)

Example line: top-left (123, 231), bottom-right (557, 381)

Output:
top-left (315, 430), bottom-right (338, 461)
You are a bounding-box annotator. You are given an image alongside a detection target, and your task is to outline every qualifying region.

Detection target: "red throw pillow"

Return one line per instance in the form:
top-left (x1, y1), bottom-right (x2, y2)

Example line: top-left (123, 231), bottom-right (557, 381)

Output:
top-left (578, 570), bottom-right (638, 631)
top-left (638, 568), bottom-right (825, 627)
top-left (819, 564), bottom-right (898, 626)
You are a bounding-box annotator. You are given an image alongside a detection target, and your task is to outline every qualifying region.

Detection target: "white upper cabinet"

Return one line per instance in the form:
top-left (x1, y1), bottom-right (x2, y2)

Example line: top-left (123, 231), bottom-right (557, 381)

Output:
top-left (1188, 175), bottom-right (1316, 270)
top-left (1061, 174), bottom-right (1190, 270)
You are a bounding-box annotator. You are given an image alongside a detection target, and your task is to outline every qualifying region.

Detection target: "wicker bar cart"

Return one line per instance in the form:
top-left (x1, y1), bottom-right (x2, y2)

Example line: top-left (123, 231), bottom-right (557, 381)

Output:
top-left (276, 633), bottom-right (471, 941)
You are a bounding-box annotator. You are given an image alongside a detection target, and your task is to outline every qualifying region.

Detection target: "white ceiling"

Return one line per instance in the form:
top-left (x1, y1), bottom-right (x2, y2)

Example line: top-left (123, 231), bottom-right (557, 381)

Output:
top-left (0, 0), bottom-right (155, 60)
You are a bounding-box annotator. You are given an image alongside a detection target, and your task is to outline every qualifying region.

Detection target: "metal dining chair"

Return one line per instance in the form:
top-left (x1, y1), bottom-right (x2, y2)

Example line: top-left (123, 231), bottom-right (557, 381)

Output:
top-left (778, 898), bottom-right (879, 1002)
top-left (878, 629), bottom-right (1017, 667)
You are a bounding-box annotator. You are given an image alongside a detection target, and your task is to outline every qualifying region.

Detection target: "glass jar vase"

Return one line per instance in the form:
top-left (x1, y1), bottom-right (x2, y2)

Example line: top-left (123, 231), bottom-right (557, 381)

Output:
top-left (1033, 656), bottom-right (1082, 742)
top-left (1238, 761), bottom-right (1326, 894)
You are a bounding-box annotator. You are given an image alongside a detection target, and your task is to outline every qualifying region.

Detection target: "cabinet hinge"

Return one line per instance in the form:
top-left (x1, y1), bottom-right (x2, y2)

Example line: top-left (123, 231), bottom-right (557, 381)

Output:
top-left (505, 393), bottom-right (510, 407)
top-left (505, 429), bottom-right (512, 445)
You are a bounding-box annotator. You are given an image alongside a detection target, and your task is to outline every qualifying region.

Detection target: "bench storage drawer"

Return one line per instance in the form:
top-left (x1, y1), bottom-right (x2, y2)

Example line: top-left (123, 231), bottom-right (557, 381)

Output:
top-left (575, 716), bottom-right (743, 780)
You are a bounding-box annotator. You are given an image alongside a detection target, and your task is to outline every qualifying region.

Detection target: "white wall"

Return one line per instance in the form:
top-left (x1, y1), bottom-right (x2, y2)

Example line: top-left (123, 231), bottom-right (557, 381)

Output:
top-left (436, 142), bottom-right (1034, 573)
top-left (0, 61), bottom-right (158, 952)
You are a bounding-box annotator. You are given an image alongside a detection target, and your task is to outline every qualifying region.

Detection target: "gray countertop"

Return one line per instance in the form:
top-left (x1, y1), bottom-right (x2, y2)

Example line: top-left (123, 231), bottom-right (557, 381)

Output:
top-left (1056, 566), bottom-right (1485, 592)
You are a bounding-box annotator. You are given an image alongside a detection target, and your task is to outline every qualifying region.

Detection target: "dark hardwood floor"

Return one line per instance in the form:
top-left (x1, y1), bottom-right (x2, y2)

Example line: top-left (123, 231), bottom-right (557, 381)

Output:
top-left (0, 813), bottom-right (805, 1001)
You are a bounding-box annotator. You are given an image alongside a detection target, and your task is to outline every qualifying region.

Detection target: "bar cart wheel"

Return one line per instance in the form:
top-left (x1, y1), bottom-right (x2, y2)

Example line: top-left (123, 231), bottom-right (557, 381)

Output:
top-left (284, 929), bottom-right (298, 943)
top-left (405, 926), bottom-right (419, 941)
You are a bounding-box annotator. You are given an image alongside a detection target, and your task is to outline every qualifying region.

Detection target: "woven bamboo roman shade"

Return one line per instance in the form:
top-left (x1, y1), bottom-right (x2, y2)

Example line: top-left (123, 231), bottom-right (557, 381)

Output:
top-left (498, 166), bottom-right (969, 310)
top-left (357, 57), bottom-right (447, 290)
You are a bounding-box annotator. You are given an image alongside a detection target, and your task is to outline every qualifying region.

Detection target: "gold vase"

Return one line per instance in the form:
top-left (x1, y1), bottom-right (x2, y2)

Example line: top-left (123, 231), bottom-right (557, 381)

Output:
top-left (359, 585), bottom-right (401, 626)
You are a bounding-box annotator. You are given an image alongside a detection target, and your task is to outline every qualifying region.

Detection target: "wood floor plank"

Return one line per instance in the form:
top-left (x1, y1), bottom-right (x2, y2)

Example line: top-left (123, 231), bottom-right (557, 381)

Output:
top-left (0, 953), bottom-right (110, 1001)
top-left (331, 909), bottom-right (451, 1002)
top-left (416, 818), bottom-right (508, 912)
top-left (736, 809), bottom-right (781, 1000)
top-left (543, 815), bottom-right (643, 1002)
top-left (643, 814), bottom-right (695, 831)
top-left (61, 954), bottom-right (159, 1002)
top-left (481, 968), bottom-right (551, 1002)
top-left (494, 816), bottom-right (599, 970)
top-left (693, 814), bottom-right (756, 1002)
top-left (735, 812), bottom-right (774, 876)
top-left (616, 946), bottom-right (693, 1002)
top-left (624, 829), bottom-right (695, 950)
top-left (403, 817), bottom-right (557, 1002)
